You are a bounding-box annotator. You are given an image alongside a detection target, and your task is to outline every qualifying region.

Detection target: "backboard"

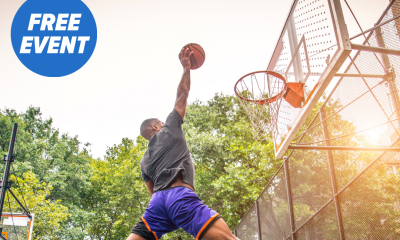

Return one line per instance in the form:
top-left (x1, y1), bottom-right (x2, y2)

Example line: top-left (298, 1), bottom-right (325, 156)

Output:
top-left (267, 0), bottom-right (351, 158)
top-left (1, 212), bottom-right (34, 240)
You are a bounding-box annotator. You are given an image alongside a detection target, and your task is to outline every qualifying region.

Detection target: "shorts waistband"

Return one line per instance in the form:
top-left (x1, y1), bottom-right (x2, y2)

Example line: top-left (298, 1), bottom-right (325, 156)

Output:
top-left (154, 186), bottom-right (194, 193)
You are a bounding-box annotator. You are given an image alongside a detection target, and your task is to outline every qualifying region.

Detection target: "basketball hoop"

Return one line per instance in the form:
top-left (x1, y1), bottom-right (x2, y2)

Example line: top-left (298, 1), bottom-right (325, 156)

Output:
top-left (234, 71), bottom-right (287, 141)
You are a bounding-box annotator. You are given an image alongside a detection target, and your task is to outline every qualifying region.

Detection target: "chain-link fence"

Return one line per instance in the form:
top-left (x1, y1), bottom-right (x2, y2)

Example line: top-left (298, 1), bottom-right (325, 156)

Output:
top-left (235, 1), bottom-right (400, 239)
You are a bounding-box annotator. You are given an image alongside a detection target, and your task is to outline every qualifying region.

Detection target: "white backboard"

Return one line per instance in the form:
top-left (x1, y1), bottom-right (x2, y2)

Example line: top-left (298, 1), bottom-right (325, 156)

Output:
top-left (267, 0), bottom-right (351, 158)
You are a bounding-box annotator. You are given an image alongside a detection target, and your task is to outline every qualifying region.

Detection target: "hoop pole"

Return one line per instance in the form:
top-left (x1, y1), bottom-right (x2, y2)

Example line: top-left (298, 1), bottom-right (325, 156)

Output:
top-left (0, 124), bottom-right (18, 219)
top-left (0, 124), bottom-right (32, 223)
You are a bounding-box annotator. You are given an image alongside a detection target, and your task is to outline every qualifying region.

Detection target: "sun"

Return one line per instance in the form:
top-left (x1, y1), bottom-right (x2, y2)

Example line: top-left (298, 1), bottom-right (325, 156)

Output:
top-left (362, 125), bottom-right (388, 145)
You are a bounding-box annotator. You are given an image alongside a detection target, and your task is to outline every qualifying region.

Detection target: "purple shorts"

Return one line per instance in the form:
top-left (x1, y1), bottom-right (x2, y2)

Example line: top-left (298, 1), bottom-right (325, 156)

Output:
top-left (132, 186), bottom-right (220, 240)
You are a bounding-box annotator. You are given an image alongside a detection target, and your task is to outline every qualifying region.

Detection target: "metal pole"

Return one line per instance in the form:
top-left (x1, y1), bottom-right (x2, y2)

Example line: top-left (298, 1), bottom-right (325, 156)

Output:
top-left (320, 109), bottom-right (345, 240)
top-left (287, 146), bottom-right (400, 151)
top-left (283, 157), bottom-right (296, 240)
top-left (351, 43), bottom-right (400, 56)
top-left (374, 25), bottom-right (400, 129)
top-left (255, 200), bottom-right (262, 240)
top-left (334, 73), bottom-right (386, 78)
top-left (0, 123), bottom-right (18, 218)
top-left (350, 12), bottom-right (400, 40)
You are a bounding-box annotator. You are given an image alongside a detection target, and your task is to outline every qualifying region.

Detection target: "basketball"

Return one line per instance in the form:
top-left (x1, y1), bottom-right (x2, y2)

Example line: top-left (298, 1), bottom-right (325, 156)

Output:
top-left (181, 43), bottom-right (205, 70)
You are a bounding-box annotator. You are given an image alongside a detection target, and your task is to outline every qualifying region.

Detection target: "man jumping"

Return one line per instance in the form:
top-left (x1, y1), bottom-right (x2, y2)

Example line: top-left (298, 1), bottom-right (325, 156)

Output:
top-left (127, 48), bottom-right (238, 240)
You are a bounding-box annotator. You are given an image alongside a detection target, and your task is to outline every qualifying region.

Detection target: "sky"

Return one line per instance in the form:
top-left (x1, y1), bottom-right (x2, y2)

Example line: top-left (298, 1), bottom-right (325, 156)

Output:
top-left (0, 0), bottom-right (390, 158)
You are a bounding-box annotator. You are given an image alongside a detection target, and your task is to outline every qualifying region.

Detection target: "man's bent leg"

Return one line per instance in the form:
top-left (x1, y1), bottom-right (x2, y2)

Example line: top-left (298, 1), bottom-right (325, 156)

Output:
top-left (201, 218), bottom-right (237, 240)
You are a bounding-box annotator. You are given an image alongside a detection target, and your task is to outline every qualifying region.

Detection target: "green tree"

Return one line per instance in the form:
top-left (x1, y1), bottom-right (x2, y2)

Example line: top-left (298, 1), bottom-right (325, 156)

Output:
top-left (184, 94), bottom-right (280, 229)
top-left (84, 137), bottom-right (150, 240)
top-left (0, 107), bottom-right (94, 239)
top-left (6, 172), bottom-right (70, 240)
top-left (135, 93), bottom-right (280, 240)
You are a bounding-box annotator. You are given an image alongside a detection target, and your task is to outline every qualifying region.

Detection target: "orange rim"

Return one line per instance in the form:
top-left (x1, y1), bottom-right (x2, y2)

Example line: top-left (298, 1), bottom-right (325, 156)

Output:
top-left (234, 71), bottom-right (287, 105)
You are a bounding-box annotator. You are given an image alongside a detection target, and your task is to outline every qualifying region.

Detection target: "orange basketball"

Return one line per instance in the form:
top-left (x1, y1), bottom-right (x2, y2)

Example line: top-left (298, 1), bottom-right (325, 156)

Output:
top-left (182, 43), bottom-right (205, 70)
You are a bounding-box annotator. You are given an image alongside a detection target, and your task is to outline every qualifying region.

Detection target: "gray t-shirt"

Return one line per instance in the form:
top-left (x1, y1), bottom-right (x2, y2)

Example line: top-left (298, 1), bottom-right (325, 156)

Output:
top-left (140, 109), bottom-right (195, 192)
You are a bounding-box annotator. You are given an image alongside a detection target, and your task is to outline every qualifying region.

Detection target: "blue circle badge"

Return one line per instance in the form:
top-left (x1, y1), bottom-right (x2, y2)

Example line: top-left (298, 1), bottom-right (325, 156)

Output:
top-left (11, 0), bottom-right (97, 77)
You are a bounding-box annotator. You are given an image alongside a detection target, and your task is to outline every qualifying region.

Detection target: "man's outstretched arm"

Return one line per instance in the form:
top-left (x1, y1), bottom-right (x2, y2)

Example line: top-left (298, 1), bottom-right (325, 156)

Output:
top-left (174, 47), bottom-right (193, 119)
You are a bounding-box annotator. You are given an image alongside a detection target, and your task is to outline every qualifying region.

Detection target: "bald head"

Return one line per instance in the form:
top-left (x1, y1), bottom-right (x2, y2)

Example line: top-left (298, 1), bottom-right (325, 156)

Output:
top-left (140, 118), bottom-right (162, 140)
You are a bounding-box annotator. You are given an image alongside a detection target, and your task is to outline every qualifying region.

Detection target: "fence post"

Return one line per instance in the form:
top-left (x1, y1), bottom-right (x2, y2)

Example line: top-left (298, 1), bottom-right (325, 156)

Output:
top-left (320, 109), bottom-right (345, 239)
top-left (283, 157), bottom-right (296, 240)
top-left (375, 25), bottom-right (400, 129)
top-left (255, 200), bottom-right (262, 240)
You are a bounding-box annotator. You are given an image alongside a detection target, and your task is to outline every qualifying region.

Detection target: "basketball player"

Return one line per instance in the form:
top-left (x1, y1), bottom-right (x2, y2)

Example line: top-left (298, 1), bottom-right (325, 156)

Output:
top-left (127, 48), bottom-right (238, 240)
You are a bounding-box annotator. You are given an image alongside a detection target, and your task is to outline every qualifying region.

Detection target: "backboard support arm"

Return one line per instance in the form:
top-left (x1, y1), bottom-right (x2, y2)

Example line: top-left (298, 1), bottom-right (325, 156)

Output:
top-left (351, 43), bottom-right (400, 56)
top-left (288, 145), bottom-right (400, 151)
top-left (8, 189), bottom-right (31, 219)
top-left (287, 13), bottom-right (304, 83)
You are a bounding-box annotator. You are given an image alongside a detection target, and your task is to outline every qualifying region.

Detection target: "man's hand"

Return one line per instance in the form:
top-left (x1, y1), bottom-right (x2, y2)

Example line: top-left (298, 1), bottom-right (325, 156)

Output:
top-left (179, 47), bottom-right (193, 69)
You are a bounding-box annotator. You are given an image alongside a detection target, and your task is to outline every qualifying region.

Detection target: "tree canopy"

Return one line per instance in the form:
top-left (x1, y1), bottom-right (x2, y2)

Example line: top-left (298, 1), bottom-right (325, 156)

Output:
top-left (2, 92), bottom-right (399, 240)
top-left (0, 94), bottom-right (281, 239)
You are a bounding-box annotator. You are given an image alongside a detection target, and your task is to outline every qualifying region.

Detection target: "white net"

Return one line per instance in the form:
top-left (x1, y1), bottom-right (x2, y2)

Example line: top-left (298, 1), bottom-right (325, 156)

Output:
top-left (235, 71), bottom-right (286, 142)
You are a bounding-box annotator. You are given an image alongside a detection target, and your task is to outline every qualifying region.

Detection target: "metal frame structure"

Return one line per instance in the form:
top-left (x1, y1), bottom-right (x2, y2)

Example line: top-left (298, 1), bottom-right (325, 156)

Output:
top-left (235, 1), bottom-right (400, 239)
top-left (351, 43), bottom-right (400, 56)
